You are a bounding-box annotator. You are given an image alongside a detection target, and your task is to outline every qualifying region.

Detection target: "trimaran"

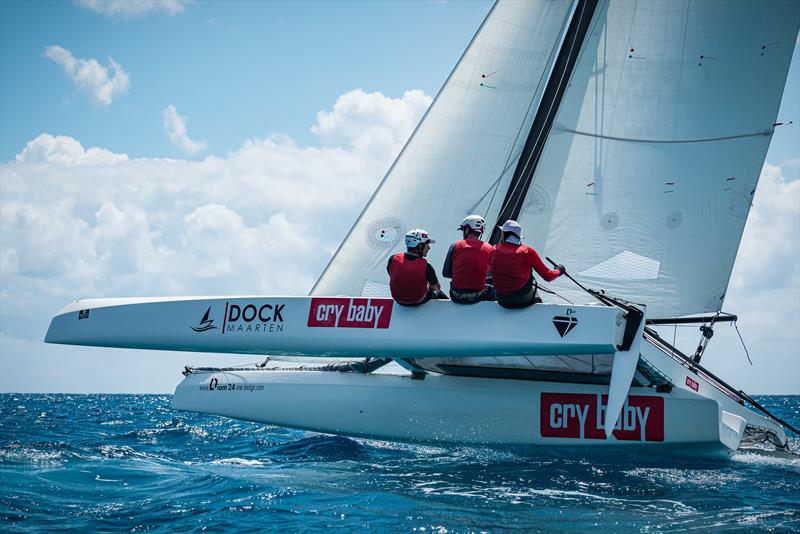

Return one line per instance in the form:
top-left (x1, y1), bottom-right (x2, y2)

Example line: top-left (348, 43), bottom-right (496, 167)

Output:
top-left (46, 0), bottom-right (800, 453)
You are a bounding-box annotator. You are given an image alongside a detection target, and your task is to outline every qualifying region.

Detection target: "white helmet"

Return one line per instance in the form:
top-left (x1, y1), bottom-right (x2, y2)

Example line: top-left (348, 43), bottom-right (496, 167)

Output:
top-left (459, 214), bottom-right (485, 233)
top-left (500, 219), bottom-right (523, 238)
top-left (405, 228), bottom-right (435, 248)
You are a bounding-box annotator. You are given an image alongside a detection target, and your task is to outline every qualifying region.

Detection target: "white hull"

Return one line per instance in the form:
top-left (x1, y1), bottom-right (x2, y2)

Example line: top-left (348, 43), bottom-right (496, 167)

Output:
top-left (172, 368), bottom-right (734, 451)
top-left (171, 336), bottom-right (786, 452)
top-left (46, 294), bottom-right (651, 435)
top-left (46, 294), bottom-right (789, 450)
top-left (45, 296), bottom-right (626, 357)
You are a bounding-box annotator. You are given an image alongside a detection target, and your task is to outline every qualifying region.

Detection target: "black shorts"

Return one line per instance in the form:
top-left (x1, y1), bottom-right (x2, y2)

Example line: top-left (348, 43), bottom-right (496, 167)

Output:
top-left (495, 278), bottom-right (539, 309)
top-left (450, 287), bottom-right (491, 304)
top-left (396, 287), bottom-right (448, 307)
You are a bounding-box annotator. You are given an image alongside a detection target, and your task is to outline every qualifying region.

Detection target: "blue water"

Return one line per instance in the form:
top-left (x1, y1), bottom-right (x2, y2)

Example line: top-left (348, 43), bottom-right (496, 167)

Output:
top-left (1, 394), bottom-right (798, 532)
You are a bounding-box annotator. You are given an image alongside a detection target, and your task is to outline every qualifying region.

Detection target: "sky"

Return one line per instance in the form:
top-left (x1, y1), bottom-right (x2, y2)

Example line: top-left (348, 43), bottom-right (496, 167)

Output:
top-left (0, 0), bottom-right (798, 395)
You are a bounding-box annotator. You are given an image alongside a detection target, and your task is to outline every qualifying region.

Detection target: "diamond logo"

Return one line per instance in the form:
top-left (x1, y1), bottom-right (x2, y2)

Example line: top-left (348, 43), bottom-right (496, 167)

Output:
top-left (552, 315), bottom-right (578, 337)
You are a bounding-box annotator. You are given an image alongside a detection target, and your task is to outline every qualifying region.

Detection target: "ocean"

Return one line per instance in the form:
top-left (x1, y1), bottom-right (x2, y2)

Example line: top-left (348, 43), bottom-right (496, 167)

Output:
top-left (1, 394), bottom-right (798, 532)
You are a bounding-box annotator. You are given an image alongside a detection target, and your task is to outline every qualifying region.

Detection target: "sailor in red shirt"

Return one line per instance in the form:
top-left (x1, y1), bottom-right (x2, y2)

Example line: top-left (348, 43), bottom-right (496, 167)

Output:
top-left (442, 215), bottom-right (493, 304)
top-left (489, 220), bottom-right (564, 309)
top-left (387, 229), bottom-right (447, 306)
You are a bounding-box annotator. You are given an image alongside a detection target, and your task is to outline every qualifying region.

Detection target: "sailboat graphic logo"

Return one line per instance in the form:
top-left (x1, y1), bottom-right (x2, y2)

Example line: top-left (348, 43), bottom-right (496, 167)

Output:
top-left (552, 315), bottom-right (578, 337)
top-left (191, 307), bottom-right (218, 332)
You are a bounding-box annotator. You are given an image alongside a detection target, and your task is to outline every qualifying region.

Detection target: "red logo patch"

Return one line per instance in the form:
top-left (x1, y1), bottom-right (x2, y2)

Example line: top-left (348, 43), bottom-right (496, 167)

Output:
top-left (685, 376), bottom-right (699, 392)
top-left (540, 393), bottom-right (664, 442)
top-left (308, 297), bottom-right (393, 329)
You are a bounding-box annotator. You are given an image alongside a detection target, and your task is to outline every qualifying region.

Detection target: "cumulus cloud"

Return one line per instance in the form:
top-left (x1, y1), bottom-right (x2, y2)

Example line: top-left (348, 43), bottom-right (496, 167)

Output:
top-left (729, 163), bottom-right (800, 293)
top-left (43, 45), bottom-right (130, 106)
top-left (162, 105), bottom-right (207, 155)
top-left (15, 134), bottom-right (128, 166)
top-left (0, 89), bottom-right (429, 365)
top-left (76, 0), bottom-right (191, 18)
top-left (312, 89), bottom-right (432, 159)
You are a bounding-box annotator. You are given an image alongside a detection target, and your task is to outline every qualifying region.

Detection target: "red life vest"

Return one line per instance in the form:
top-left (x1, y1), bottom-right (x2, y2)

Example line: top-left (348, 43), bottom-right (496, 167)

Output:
top-left (451, 238), bottom-right (492, 291)
top-left (388, 253), bottom-right (429, 304)
top-left (490, 242), bottom-right (560, 293)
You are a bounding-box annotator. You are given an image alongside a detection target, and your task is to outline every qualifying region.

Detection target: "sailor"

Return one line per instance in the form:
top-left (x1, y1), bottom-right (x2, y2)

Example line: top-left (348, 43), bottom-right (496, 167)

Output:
top-left (489, 220), bottom-right (564, 309)
top-left (387, 229), bottom-right (447, 306)
top-left (442, 215), bottom-right (493, 304)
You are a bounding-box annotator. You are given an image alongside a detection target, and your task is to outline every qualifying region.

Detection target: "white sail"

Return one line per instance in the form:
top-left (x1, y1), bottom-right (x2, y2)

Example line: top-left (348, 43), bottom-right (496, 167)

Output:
top-left (516, 0), bottom-right (799, 317)
top-left (312, 0), bottom-right (574, 297)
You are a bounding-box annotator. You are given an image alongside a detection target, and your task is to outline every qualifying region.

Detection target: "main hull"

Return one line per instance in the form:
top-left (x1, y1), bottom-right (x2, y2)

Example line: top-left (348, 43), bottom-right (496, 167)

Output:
top-left (171, 336), bottom-right (788, 452)
top-left (172, 368), bottom-right (738, 451)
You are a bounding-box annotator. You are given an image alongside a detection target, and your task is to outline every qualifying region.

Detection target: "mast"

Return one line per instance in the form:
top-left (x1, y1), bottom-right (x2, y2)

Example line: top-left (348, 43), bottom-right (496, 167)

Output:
top-left (489, 0), bottom-right (599, 244)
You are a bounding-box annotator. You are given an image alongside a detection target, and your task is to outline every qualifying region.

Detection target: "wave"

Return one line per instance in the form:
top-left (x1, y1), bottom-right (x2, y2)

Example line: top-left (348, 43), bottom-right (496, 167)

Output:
top-left (2, 393), bottom-right (799, 532)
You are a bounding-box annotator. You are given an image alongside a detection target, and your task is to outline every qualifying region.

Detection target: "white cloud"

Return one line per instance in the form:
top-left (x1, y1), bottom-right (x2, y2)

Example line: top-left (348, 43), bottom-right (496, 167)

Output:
top-left (162, 104), bottom-right (207, 155)
top-left (0, 90), bottom-right (429, 385)
top-left (729, 163), bottom-right (800, 293)
top-left (43, 45), bottom-right (130, 106)
top-left (15, 134), bottom-right (128, 166)
top-left (76, 0), bottom-right (191, 18)
top-left (312, 89), bottom-right (432, 160)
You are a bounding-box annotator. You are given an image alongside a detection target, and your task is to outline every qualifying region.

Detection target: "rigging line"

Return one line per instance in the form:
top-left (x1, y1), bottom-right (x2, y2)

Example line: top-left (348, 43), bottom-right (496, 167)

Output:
top-left (507, 0), bottom-right (607, 217)
top-left (467, 154), bottom-right (522, 214)
top-left (552, 125), bottom-right (773, 144)
top-left (733, 320), bottom-right (753, 366)
top-left (490, 15), bottom-right (577, 220)
top-left (672, 323), bottom-right (677, 359)
top-left (538, 283), bottom-right (575, 304)
top-left (503, 1), bottom-right (590, 212)
top-left (490, 0), bottom-right (603, 243)
top-left (481, 2), bottom-right (573, 221)
top-left (523, 355), bottom-right (542, 369)
top-left (554, 355), bottom-right (581, 372)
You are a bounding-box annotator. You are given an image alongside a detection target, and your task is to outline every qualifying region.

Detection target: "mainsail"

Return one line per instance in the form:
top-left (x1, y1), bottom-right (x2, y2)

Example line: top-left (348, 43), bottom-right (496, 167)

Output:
top-left (314, 0), bottom-right (799, 320)
top-left (514, 0), bottom-right (799, 317)
top-left (312, 0), bottom-right (574, 297)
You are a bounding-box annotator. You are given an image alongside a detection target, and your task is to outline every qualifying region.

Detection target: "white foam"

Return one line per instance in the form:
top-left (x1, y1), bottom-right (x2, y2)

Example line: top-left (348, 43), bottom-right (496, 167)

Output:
top-left (731, 451), bottom-right (800, 470)
top-left (210, 457), bottom-right (268, 466)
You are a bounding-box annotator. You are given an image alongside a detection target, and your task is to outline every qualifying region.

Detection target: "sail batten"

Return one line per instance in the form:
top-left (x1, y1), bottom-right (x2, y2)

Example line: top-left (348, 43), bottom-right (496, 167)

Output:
top-left (554, 125), bottom-right (773, 144)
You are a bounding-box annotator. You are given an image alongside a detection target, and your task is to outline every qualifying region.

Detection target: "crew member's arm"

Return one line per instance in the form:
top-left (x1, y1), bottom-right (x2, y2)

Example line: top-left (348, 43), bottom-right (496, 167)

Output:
top-left (526, 247), bottom-right (562, 282)
top-left (442, 244), bottom-right (455, 279)
top-left (386, 255), bottom-right (395, 274)
top-left (425, 263), bottom-right (441, 291)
